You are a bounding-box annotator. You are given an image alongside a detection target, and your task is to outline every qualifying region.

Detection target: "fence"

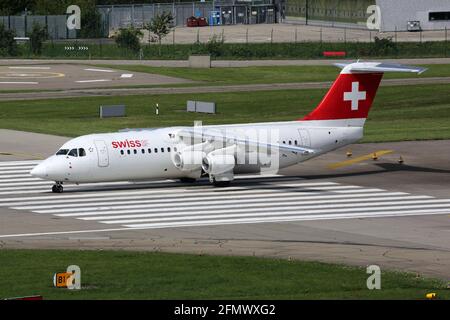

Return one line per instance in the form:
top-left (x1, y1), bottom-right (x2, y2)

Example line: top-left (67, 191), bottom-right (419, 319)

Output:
top-left (284, 0), bottom-right (374, 29)
top-left (0, 15), bottom-right (77, 39)
top-left (97, 1), bottom-right (276, 36)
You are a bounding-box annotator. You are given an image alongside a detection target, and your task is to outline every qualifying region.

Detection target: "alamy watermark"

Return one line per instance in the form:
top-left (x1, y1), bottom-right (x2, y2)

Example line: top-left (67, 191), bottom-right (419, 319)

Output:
top-left (66, 5), bottom-right (81, 31)
top-left (366, 265), bottom-right (381, 290)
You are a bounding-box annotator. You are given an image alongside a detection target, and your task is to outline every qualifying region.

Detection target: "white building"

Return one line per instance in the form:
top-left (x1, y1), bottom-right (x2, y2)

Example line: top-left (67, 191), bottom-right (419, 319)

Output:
top-left (377, 0), bottom-right (450, 31)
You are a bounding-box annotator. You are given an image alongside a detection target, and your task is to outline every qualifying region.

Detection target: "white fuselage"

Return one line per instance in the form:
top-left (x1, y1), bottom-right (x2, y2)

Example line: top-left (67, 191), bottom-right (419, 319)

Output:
top-left (31, 119), bottom-right (364, 184)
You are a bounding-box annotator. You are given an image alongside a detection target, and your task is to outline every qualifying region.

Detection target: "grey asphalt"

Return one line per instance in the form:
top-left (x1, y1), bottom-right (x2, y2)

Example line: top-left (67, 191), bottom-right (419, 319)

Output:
top-left (0, 129), bottom-right (448, 280)
top-left (0, 76), bottom-right (448, 101)
top-left (0, 64), bottom-right (191, 91)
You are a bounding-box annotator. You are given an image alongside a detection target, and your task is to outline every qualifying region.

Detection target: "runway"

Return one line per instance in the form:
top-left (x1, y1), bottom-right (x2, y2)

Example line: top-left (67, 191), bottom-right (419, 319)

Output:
top-left (2, 160), bottom-right (450, 237)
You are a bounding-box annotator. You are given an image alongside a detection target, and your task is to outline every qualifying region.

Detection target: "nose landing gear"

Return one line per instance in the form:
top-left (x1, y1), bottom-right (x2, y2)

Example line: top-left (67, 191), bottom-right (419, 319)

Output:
top-left (52, 182), bottom-right (63, 193)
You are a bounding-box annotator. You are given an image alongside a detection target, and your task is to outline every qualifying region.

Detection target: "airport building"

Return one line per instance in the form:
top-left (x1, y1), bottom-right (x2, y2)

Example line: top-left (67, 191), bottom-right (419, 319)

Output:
top-left (376, 0), bottom-right (450, 32)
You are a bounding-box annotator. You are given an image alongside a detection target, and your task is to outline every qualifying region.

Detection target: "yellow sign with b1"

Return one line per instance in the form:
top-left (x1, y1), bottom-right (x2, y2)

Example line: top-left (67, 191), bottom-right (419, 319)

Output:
top-left (53, 265), bottom-right (81, 290)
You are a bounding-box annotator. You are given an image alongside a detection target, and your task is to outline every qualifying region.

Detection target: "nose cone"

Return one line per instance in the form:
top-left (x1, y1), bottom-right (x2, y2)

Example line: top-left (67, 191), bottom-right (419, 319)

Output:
top-left (30, 163), bottom-right (48, 179)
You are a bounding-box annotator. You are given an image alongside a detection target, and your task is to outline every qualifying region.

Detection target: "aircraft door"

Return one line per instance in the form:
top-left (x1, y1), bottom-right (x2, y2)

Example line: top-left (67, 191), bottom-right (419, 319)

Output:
top-left (298, 129), bottom-right (311, 147)
top-left (94, 140), bottom-right (109, 167)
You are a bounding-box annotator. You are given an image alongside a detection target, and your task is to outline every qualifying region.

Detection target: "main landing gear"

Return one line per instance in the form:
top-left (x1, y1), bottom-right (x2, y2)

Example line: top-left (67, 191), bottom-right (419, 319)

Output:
top-left (52, 182), bottom-right (63, 193)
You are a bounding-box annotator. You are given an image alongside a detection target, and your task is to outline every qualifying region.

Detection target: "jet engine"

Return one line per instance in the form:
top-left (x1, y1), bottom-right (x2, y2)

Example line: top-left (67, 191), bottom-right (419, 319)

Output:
top-left (173, 150), bottom-right (205, 171)
top-left (202, 153), bottom-right (235, 175)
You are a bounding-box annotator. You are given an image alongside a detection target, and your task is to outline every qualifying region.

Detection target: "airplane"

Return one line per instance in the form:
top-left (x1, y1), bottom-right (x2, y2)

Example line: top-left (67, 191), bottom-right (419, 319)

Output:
top-left (30, 61), bottom-right (426, 193)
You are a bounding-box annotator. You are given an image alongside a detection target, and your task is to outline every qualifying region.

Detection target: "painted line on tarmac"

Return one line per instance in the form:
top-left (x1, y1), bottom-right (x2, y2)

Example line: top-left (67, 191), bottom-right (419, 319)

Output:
top-left (75, 79), bottom-right (112, 83)
top-left (1, 209), bottom-right (449, 239)
top-left (327, 150), bottom-right (394, 169)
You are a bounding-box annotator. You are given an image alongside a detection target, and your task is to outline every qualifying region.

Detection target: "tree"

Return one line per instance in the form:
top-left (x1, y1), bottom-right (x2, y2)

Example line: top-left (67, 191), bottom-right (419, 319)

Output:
top-left (0, 24), bottom-right (18, 56)
top-left (144, 12), bottom-right (174, 54)
top-left (28, 23), bottom-right (48, 55)
top-left (114, 26), bottom-right (143, 53)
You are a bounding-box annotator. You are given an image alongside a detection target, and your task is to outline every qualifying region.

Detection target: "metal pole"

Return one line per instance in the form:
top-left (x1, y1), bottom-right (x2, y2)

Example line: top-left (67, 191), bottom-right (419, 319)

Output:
top-left (295, 27), bottom-right (297, 43)
top-left (305, 0), bottom-right (309, 25)
top-left (344, 27), bottom-right (346, 43)
top-left (320, 27), bottom-right (322, 43)
top-left (246, 28), bottom-right (248, 44)
top-left (395, 26), bottom-right (397, 43)
top-left (271, 28), bottom-right (273, 43)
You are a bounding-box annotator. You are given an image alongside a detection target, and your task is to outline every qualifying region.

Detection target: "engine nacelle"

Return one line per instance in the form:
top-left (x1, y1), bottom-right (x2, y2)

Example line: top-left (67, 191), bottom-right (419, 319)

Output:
top-left (173, 150), bottom-right (204, 171)
top-left (202, 154), bottom-right (235, 175)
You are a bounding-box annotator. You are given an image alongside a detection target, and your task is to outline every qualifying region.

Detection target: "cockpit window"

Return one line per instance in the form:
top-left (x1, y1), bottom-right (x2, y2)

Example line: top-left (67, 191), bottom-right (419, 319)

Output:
top-left (78, 148), bottom-right (86, 157)
top-left (56, 149), bottom-right (69, 155)
top-left (68, 148), bottom-right (78, 157)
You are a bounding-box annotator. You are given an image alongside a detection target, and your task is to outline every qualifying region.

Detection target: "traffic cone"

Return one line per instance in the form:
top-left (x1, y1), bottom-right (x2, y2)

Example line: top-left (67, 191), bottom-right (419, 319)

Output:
top-left (372, 152), bottom-right (378, 160)
top-left (398, 156), bottom-right (404, 164)
top-left (346, 150), bottom-right (352, 157)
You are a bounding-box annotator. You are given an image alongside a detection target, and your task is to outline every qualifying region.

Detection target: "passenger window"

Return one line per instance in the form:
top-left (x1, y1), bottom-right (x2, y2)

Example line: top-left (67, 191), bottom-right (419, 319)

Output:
top-left (295, 140), bottom-right (298, 145)
top-left (120, 150), bottom-right (124, 155)
top-left (68, 148), bottom-right (78, 157)
top-left (154, 148), bottom-right (158, 153)
top-left (141, 149), bottom-right (145, 154)
top-left (127, 150), bottom-right (130, 155)
top-left (288, 141), bottom-right (292, 145)
top-left (283, 141), bottom-right (286, 144)
top-left (174, 147), bottom-right (177, 152)
top-left (78, 148), bottom-right (86, 157)
top-left (161, 147), bottom-right (164, 153)
top-left (167, 147), bottom-right (171, 152)
top-left (133, 149), bottom-right (137, 154)
top-left (148, 148), bottom-right (151, 154)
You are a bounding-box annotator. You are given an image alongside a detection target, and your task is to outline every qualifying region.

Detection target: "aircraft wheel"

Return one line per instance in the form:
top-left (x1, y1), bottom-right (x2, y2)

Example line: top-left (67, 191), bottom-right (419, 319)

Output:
top-left (52, 184), bottom-right (63, 193)
top-left (212, 180), bottom-right (231, 187)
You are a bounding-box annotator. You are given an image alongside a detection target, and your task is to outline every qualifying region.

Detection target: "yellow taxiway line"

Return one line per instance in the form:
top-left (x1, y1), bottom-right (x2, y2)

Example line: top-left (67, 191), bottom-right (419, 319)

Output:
top-left (327, 150), bottom-right (394, 169)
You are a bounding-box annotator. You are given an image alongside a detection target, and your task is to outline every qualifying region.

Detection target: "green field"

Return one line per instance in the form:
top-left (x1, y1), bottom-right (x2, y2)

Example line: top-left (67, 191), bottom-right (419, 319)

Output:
top-left (0, 249), bottom-right (447, 299)
top-left (0, 84), bottom-right (449, 143)
top-left (99, 64), bottom-right (450, 86)
top-left (5, 40), bottom-right (449, 60)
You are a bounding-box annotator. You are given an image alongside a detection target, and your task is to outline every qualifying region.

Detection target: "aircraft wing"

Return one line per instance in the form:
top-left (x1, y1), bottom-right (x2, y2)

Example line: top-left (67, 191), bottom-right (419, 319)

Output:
top-left (176, 127), bottom-right (315, 155)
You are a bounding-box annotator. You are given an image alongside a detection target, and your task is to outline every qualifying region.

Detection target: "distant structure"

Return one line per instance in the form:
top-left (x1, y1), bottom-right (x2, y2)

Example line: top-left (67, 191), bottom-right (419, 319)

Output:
top-left (376, 0), bottom-right (450, 31)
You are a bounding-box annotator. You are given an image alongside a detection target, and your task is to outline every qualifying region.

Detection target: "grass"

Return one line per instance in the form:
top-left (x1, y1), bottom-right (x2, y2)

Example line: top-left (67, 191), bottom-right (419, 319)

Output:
top-left (0, 83), bottom-right (449, 143)
top-left (6, 40), bottom-right (450, 60)
top-left (97, 64), bottom-right (450, 86)
top-left (0, 249), bottom-right (448, 299)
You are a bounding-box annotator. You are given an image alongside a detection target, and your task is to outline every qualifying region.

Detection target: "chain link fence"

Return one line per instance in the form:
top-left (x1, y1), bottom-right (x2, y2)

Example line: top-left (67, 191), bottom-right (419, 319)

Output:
top-left (98, 2), bottom-right (277, 37)
top-left (284, 0), bottom-right (374, 29)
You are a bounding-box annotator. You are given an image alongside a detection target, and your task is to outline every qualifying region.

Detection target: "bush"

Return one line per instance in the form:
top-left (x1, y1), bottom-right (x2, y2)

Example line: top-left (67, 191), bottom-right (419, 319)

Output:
top-left (0, 23), bottom-right (18, 56)
top-left (372, 36), bottom-right (398, 56)
top-left (114, 27), bottom-right (143, 53)
top-left (28, 23), bottom-right (48, 55)
top-left (206, 34), bottom-right (225, 57)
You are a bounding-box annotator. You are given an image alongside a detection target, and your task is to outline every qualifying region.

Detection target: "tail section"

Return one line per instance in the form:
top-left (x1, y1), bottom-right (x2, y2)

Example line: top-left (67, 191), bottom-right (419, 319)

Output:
top-left (301, 62), bottom-right (426, 123)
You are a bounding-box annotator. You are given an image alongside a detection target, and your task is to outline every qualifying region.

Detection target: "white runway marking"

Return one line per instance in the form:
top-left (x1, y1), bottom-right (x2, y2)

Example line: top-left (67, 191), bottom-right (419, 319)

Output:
top-left (84, 68), bottom-right (115, 73)
top-left (120, 74), bottom-right (134, 78)
top-left (75, 79), bottom-right (112, 83)
top-left (9, 66), bottom-right (51, 70)
top-left (0, 82), bottom-right (38, 84)
top-left (0, 160), bottom-right (449, 237)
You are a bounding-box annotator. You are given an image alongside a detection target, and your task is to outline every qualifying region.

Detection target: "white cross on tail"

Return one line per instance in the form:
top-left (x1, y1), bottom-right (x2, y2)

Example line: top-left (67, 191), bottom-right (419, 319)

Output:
top-left (344, 82), bottom-right (366, 111)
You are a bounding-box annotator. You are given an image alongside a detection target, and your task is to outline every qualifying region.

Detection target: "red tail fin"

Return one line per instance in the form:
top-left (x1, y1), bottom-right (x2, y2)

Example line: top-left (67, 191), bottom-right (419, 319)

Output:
top-left (301, 62), bottom-right (426, 122)
top-left (302, 72), bottom-right (383, 121)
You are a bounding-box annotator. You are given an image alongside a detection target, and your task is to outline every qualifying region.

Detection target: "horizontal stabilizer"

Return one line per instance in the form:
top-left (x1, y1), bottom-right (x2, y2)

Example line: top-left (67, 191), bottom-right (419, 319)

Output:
top-left (334, 62), bottom-right (427, 74)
